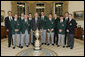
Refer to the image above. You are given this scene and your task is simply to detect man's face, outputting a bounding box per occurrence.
[21,13,24,17]
[35,13,38,18]
[29,14,32,18]
[54,14,57,18]
[65,13,69,17]
[14,14,18,19]
[8,12,12,16]
[49,14,52,18]
[69,15,72,18]
[41,12,44,16]
[60,17,63,20]
[25,15,28,19]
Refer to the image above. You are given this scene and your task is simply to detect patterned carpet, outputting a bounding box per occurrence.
[1,38,84,56]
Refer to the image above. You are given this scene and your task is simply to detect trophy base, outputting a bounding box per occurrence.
[34,47,41,50]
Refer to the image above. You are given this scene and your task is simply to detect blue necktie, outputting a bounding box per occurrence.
[35,18,37,24]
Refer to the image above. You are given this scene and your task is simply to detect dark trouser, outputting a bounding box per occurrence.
[54,33,58,45]
[33,34,36,46]
[54,29,57,44]
[65,32,67,45]
[54,32,56,43]
[56,33,58,45]
[67,34,74,48]
[8,31,12,47]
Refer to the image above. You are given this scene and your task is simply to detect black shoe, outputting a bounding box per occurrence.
[26,45,28,47]
[52,44,54,46]
[13,47,15,49]
[8,46,11,48]
[45,43,46,45]
[63,46,65,48]
[66,46,70,48]
[20,46,23,49]
[57,45,60,47]
[70,47,73,49]
[31,43,33,45]
[42,43,43,45]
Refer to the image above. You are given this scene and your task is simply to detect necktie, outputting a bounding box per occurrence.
[10,17,12,21]
[35,18,37,24]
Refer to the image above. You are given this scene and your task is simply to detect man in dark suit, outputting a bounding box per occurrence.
[31,12,41,45]
[64,12,69,45]
[53,14,60,45]
[5,11,14,47]
[66,14,77,49]
[19,13,25,48]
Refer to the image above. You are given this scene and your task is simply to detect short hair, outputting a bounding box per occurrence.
[8,11,12,14]
[41,11,44,13]
[29,13,32,15]
[54,13,58,15]
[64,12,69,15]
[49,13,52,15]
[69,14,72,16]
[14,13,18,15]
[60,15,63,17]
[21,12,25,15]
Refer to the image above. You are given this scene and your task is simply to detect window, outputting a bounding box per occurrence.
[17,2,25,16]
[36,3,45,16]
[54,2,63,16]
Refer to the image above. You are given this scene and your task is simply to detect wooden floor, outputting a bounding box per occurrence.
[1,38,84,56]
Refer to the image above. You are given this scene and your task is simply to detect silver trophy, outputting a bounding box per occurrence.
[34,28,41,50]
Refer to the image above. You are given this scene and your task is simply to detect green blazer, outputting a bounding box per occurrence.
[47,18,55,32]
[11,19,21,34]
[19,17,25,34]
[20,19,31,34]
[57,20,66,34]
[40,16,48,30]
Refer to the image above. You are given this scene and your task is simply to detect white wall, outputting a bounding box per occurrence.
[1,1,11,26]
[68,1,84,29]
[1,1,12,17]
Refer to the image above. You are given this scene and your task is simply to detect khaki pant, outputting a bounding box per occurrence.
[58,34,65,46]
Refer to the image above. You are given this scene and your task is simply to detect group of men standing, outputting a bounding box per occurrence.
[5,11,77,49]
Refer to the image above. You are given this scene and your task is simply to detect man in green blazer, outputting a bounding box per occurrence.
[19,13,25,48]
[24,15,31,47]
[11,14,21,49]
[29,13,33,45]
[57,15,66,48]
[47,14,55,45]
[40,12,48,45]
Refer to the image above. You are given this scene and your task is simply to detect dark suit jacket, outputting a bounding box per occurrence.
[67,19,77,34]
[5,16,14,31]
[54,17,60,34]
[64,17,69,33]
[31,18,41,31]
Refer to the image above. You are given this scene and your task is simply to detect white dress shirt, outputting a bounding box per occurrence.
[65,17,68,20]
[21,17,24,20]
[9,16,12,21]
[29,18,32,20]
